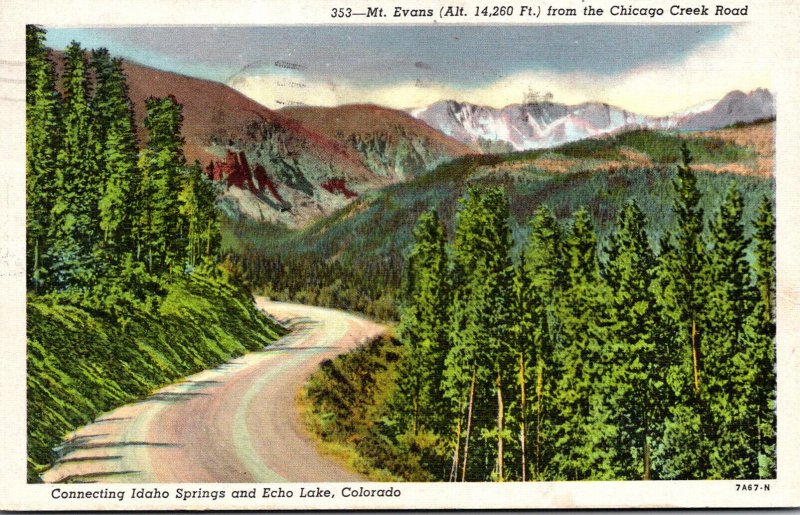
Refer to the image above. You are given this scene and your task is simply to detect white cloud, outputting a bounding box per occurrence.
[228,24,772,116]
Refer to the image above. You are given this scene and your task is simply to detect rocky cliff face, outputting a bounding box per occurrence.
[206,151,286,206]
[280,104,476,181]
[110,57,398,228]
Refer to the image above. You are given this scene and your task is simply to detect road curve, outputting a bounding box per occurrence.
[42,300,385,483]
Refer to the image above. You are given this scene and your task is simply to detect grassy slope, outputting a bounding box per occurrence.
[301,333,441,481]
[26,273,285,481]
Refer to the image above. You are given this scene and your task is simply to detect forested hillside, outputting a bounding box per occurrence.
[226,127,772,320]
[25,26,284,481]
[305,145,776,481]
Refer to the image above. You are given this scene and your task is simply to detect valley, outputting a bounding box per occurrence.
[225,123,775,321]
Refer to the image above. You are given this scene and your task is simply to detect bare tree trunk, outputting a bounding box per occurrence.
[413,396,419,435]
[449,413,462,482]
[461,367,476,482]
[519,353,527,481]
[535,362,543,480]
[496,368,504,482]
[33,240,39,290]
[691,317,700,393]
[643,392,651,480]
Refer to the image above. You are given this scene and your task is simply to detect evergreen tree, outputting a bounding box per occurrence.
[668,143,707,393]
[178,163,222,270]
[654,143,712,479]
[47,41,102,288]
[603,201,663,479]
[478,188,516,481]
[737,196,776,478]
[25,25,61,291]
[752,196,776,327]
[137,96,187,276]
[546,208,615,480]
[394,211,449,434]
[443,187,514,481]
[516,204,565,480]
[91,49,141,270]
[704,185,756,478]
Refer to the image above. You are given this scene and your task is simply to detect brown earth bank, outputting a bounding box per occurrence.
[690,121,775,178]
[280,104,478,157]
[41,301,384,483]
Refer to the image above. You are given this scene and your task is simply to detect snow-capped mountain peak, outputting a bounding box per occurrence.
[412,89,775,152]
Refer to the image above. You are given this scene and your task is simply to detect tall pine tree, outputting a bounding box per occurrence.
[137,96,187,276]
[178,163,222,271]
[603,201,664,479]
[48,41,102,288]
[395,210,450,437]
[704,185,756,478]
[25,25,61,291]
[654,143,712,479]
[547,209,615,480]
[91,49,141,269]
[737,196,776,478]
[443,186,514,481]
[516,204,565,480]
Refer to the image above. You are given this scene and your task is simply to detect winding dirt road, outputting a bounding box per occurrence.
[42,300,384,483]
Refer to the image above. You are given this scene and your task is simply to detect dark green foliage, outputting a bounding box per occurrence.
[654,143,713,479]
[546,209,615,480]
[741,197,776,478]
[48,41,102,288]
[179,164,222,271]
[518,205,564,480]
[227,249,399,321]
[27,31,225,291]
[394,211,450,438]
[138,96,187,275]
[26,25,61,291]
[704,185,756,478]
[91,49,141,271]
[614,130,755,164]
[443,187,517,481]
[753,196,776,326]
[513,129,754,164]
[27,274,285,482]
[223,154,771,321]
[603,201,663,479]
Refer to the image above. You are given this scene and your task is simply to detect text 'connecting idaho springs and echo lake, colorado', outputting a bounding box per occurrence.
[49,486,404,503]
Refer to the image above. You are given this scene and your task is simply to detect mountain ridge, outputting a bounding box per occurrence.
[50,50,473,228]
[412,88,774,152]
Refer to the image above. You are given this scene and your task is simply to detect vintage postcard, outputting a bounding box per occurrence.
[2,0,800,510]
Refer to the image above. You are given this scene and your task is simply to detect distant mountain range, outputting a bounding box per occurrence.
[411,89,775,151]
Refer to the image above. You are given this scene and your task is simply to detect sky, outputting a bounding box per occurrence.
[45,25,773,116]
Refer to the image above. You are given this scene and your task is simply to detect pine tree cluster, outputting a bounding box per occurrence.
[26,26,221,312]
[392,145,776,480]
